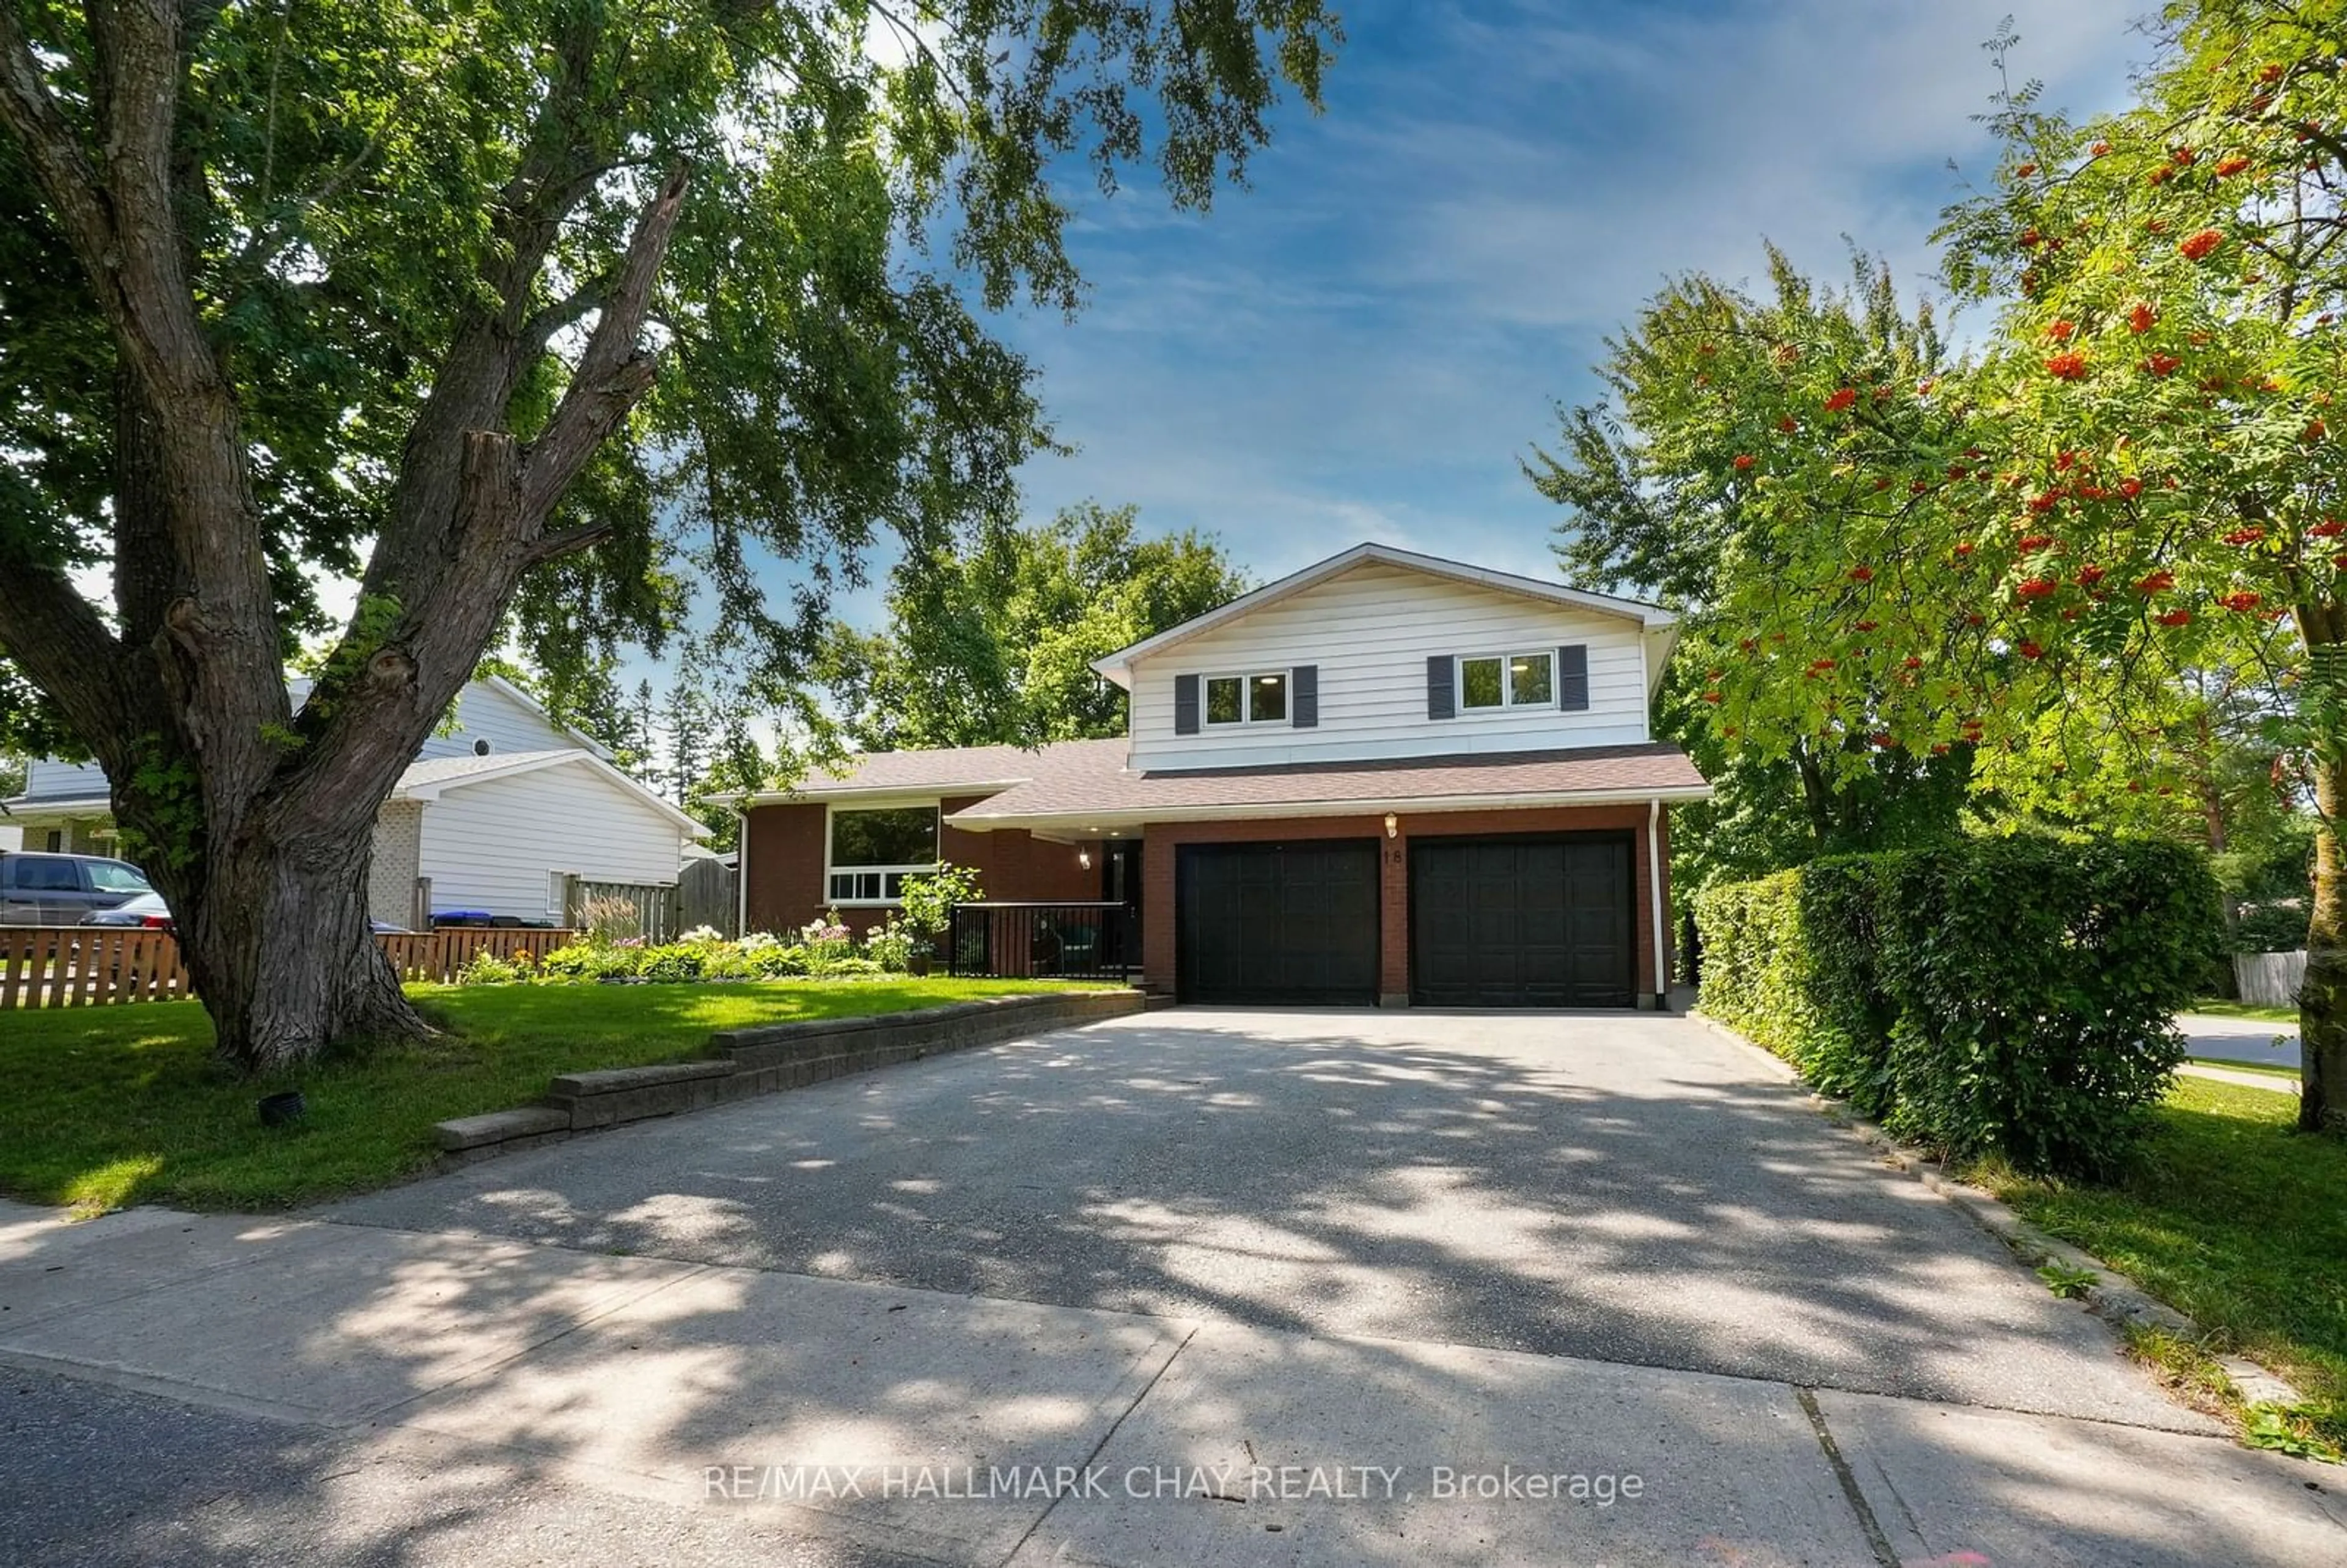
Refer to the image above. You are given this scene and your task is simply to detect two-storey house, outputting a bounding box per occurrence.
[731,544,1710,1008]
[4,676,707,929]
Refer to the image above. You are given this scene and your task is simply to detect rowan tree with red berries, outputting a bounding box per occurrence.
[1931,2,2346,1131]
[1545,2,2347,1130]
[1530,247,1979,895]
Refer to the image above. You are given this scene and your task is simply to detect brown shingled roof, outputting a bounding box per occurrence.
[766,738,1128,797]
[951,742,1708,826]
[749,736,1710,822]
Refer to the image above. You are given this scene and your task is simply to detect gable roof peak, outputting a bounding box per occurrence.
[1089,541,1675,686]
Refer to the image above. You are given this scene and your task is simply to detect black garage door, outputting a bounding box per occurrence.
[1411,835,1635,1008]
[1178,841,1379,1004]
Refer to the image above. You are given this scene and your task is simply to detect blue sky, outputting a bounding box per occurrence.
[961,0,2147,592]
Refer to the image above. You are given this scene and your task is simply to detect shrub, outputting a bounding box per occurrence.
[1692,862,1893,1113]
[899,862,983,952]
[2232,898,2308,955]
[456,949,530,986]
[749,942,810,978]
[636,943,707,984]
[692,943,763,980]
[536,942,641,981]
[1695,835,2222,1176]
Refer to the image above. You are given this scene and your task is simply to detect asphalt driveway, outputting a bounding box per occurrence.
[15,1008,2340,1567]
[331,1006,2188,1427]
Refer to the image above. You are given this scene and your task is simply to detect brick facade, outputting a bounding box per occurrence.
[743,793,1675,1006]
[1139,804,1672,1006]
[741,796,1100,937]
[19,817,114,855]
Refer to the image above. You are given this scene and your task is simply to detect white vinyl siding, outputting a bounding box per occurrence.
[15,683,581,801]
[19,758,108,801]
[414,682,580,760]
[416,760,685,921]
[1128,560,1650,769]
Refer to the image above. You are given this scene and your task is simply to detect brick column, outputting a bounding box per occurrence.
[1378,829,1409,1006]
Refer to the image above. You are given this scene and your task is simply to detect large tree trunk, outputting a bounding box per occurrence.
[173,823,425,1073]
[0,13,688,1074]
[113,724,432,1072]
[2303,757,2346,1134]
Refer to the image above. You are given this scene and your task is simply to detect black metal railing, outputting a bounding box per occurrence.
[947,901,1137,980]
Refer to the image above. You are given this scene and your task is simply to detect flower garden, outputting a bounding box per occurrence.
[456,914,916,986]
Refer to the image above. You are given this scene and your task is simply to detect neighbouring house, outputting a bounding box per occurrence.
[726,543,1711,1008]
[2,676,707,928]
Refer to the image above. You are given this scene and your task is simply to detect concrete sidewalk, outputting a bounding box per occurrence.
[2,1198,2338,1568]
[2180,1060,2302,1094]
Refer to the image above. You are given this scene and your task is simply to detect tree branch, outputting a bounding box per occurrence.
[520,519,618,569]
[519,273,611,360]
[0,7,119,291]
[519,162,691,524]
[0,543,131,757]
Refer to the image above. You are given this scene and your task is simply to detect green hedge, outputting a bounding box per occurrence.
[1695,837,2222,1176]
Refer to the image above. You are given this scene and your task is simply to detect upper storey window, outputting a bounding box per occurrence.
[1460,651,1554,711]
[1427,647,1587,719]
[1205,671,1289,725]
[1179,668,1312,733]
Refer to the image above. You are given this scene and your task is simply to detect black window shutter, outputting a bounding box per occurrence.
[1557,645,1590,711]
[1292,665,1318,728]
[1427,655,1455,720]
[1174,674,1201,735]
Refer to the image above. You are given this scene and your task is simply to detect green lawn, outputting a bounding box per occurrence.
[0,978,1117,1213]
[2187,999,2302,1025]
[1977,1077,2347,1449]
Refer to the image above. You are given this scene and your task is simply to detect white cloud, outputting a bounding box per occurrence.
[985,0,2149,592]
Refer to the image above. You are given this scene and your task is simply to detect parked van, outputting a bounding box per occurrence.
[0,852,154,926]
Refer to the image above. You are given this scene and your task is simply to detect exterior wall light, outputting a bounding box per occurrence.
[1384,813,1398,838]
[1078,847,1092,870]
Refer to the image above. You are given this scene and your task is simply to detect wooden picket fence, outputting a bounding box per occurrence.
[0,926,189,1009]
[378,927,579,985]
[0,925,578,1009]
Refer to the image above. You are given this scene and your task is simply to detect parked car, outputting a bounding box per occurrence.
[0,851,154,926]
[75,890,410,937]
[81,891,174,931]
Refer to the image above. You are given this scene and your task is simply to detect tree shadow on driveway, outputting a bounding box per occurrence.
[7,1005,2333,1568]
[325,1007,2194,1429]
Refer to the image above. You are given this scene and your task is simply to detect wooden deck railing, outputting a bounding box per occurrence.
[0,925,578,1008]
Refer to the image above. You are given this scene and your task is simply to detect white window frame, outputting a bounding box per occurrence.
[1456,650,1557,713]
[823,801,942,907]
[1201,668,1292,727]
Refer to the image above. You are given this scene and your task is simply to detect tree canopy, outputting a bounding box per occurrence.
[0,0,1339,1068]
[1536,1,2345,1128]
[824,502,1252,750]
[1531,247,1978,891]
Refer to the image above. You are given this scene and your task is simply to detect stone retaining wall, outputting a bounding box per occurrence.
[435,988,1144,1166]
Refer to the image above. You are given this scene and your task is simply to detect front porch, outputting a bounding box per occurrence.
[945,899,1141,982]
